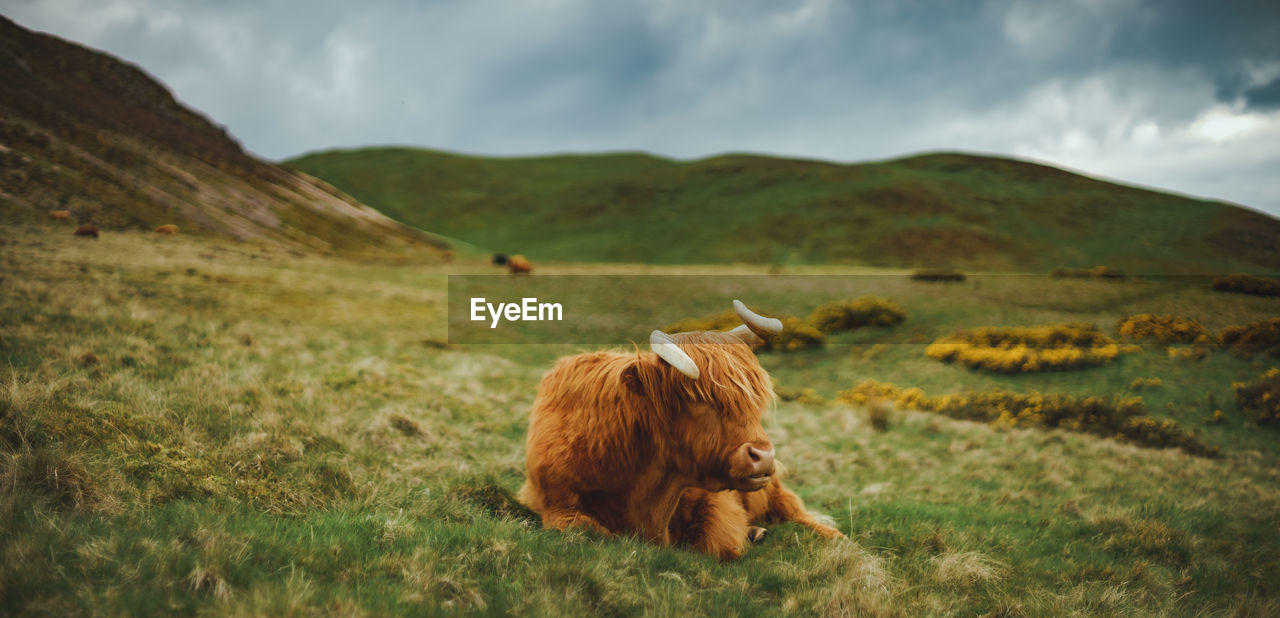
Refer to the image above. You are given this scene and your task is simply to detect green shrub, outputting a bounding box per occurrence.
[1212,273,1280,297]
[807,297,906,334]
[910,269,966,282]
[661,310,741,334]
[1220,318,1280,358]
[1050,266,1126,279]
[773,382,826,405]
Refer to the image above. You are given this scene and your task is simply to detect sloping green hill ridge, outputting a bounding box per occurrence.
[0,16,444,255]
[286,147,1280,273]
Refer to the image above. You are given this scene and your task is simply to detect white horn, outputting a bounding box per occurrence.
[733,299,782,338]
[650,330,700,380]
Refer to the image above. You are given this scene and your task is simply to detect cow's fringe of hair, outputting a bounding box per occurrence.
[536,332,774,421]
[642,331,776,418]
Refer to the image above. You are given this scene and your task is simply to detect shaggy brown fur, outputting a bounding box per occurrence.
[670,467,844,560]
[507,254,533,274]
[73,225,98,238]
[50,210,72,222]
[154,224,179,234]
[520,329,842,560]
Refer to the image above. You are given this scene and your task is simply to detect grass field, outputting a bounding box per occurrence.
[285,147,1280,275]
[3,223,1279,615]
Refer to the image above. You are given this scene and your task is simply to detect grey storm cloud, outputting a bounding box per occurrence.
[5,0,1280,216]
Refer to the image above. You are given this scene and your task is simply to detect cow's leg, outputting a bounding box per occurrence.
[671,489,750,561]
[521,482,612,536]
[759,479,844,539]
[541,507,611,535]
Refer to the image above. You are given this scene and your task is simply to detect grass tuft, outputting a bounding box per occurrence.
[454,483,540,524]
[931,550,1006,586]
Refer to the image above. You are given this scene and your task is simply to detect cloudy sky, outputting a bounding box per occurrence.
[7,0,1280,216]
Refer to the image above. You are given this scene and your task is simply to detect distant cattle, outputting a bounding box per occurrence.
[49,210,72,222]
[507,254,533,275]
[520,300,843,560]
[154,224,179,235]
[492,253,509,266]
[73,225,99,239]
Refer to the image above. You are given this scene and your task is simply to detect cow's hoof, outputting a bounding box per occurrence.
[814,524,845,540]
[747,526,768,543]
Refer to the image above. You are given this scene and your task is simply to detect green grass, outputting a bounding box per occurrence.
[286,147,1280,274]
[3,224,1280,615]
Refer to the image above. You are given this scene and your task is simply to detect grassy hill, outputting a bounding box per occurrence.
[287,147,1280,273]
[0,16,447,255]
[4,223,1280,614]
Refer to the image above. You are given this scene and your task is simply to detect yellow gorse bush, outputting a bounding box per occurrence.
[1117,314,1212,344]
[1233,368,1280,425]
[664,296,908,353]
[661,309,825,352]
[1166,346,1208,361]
[838,381,1219,457]
[769,316,826,352]
[925,323,1130,373]
[1129,377,1163,391]
[773,382,826,405]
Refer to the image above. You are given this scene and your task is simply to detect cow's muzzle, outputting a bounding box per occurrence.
[731,443,775,491]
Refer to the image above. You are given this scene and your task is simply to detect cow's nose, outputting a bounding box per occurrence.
[748,445,775,475]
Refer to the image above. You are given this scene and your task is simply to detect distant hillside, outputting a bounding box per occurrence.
[0,16,446,254]
[287,146,1280,273]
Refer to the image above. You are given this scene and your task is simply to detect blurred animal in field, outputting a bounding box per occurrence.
[520,300,843,560]
[154,224,179,234]
[73,225,99,238]
[50,210,72,222]
[492,253,508,266]
[506,254,533,275]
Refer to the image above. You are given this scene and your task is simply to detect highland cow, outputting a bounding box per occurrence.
[50,210,72,222]
[154,224,179,234]
[73,225,98,238]
[520,300,843,560]
[507,254,533,275]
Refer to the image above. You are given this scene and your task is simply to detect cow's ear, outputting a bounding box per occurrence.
[622,363,645,394]
[727,325,767,350]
